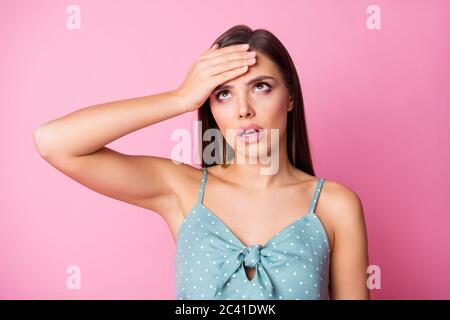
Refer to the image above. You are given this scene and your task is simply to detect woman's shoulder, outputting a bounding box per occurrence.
[289,166,361,208]
[289,168,364,247]
[319,177,363,216]
[292,170,363,215]
[316,176,366,249]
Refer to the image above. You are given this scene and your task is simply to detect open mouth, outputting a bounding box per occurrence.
[237,128,265,144]
[239,128,260,136]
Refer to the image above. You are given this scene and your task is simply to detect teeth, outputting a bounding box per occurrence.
[243,129,257,135]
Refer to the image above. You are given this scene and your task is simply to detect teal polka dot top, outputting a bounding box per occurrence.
[174,167,330,300]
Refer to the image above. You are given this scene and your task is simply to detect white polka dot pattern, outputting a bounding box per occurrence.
[173,167,330,300]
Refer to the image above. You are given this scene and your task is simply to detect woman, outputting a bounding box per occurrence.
[34,25,370,300]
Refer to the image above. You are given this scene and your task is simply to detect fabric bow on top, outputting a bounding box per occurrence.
[213,243,275,298]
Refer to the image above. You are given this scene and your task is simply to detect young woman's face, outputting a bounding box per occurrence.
[209,50,293,160]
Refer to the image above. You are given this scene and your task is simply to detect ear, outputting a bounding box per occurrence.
[288,95,294,112]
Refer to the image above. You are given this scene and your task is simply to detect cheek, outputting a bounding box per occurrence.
[262,98,289,128]
[210,105,236,142]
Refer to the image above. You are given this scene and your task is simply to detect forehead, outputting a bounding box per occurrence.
[216,51,282,89]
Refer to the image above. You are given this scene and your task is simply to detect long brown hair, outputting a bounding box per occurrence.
[197,24,315,176]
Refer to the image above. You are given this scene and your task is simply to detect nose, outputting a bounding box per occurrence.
[239,110,253,119]
[237,96,254,119]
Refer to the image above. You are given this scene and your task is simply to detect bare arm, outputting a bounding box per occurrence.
[34,91,187,158]
[33,91,193,216]
[326,183,371,300]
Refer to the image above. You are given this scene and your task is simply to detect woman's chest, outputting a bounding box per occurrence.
[198,184,317,248]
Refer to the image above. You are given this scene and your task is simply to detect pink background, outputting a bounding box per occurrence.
[1,0,449,299]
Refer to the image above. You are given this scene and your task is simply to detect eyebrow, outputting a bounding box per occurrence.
[213,75,277,93]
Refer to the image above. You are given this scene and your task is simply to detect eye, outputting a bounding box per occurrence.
[214,82,272,101]
[255,82,271,92]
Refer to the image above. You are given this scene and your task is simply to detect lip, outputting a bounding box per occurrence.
[237,127,266,144]
[237,124,262,137]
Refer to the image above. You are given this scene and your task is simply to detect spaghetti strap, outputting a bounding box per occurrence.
[308,178,325,213]
[197,167,208,204]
